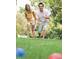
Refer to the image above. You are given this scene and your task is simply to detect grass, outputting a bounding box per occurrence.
[16,37,62,59]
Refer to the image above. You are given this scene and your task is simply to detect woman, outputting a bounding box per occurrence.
[25,4,36,37]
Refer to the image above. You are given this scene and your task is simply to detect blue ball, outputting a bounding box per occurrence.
[16,48,25,57]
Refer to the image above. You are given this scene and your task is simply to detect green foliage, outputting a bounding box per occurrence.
[47,27,62,39]
[16,11,27,36]
[19,7,25,13]
[44,0,62,39]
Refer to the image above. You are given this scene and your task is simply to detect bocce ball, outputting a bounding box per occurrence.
[16,48,25,57]
[49,53,62,59]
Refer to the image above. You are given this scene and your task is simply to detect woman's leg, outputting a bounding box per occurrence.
[27,22,31,36]
[31,25,35,38]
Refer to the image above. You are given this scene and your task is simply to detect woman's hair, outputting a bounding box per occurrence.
[25,4,31,11]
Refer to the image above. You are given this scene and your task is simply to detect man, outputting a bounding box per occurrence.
[36,2,51,38]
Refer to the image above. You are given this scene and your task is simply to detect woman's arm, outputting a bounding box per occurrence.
[32,11,36,20]
[32,11,37,24]
[25,12,27,19]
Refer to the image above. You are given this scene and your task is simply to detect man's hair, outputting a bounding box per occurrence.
[38,2,44,7]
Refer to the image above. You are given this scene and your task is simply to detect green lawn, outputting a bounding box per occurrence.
[16,37,62,59]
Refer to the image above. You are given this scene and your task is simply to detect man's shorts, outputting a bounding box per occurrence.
[38,21,48,33]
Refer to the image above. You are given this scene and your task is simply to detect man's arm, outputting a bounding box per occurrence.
[44,9,51,20]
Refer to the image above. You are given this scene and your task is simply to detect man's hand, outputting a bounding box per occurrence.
[44,16,49,19]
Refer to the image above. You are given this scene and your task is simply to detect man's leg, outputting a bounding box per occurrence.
[41,30,46,39]
[42,22,48,39]
[38,23,43,37]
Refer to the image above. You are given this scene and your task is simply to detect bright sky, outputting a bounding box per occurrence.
[17,0,31,11]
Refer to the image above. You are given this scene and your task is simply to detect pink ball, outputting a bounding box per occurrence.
[49,53,62,59]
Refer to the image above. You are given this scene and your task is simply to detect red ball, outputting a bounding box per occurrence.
[49,53,62,59]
